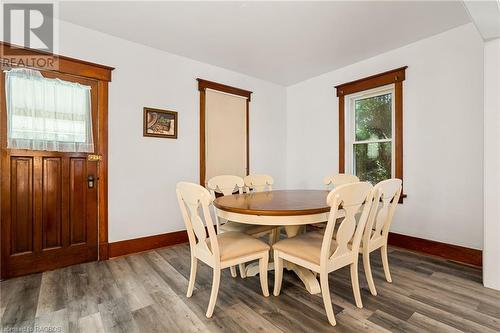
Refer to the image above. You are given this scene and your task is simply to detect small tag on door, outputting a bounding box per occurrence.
[87,154,102,161]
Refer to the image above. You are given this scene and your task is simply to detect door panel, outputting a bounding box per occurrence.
[70,157,88,245]
[10,157,34,254]
[1,70,100,278]
[41,157,63,249]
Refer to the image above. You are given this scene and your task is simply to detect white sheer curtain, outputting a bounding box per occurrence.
[5,68,94,152]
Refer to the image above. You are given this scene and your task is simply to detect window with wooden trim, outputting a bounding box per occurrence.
[197,78,252,186]
[336,66,406,201]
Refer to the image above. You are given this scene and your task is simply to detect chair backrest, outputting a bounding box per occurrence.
[244,174,274,192]
[321,182,374,265]
[207,175,245,197]
[323,173,360,190]
[363,179,402,245]
[176,182,219,258]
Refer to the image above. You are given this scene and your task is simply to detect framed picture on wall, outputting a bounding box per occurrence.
[143,107,178,139]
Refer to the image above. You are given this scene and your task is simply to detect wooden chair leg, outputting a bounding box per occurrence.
[206,268,221,318]
[362,251,377,296]
[350,261,363,308]
[259,252,270,297]
[239,263,247,278]
[273,251,284,296]
[320,272,336,326]
[381,245,392,283]
[230,266,237,278]
[187,255,197,297]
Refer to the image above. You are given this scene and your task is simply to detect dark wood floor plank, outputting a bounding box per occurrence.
[132,304,171,333]
[367,310,423,333]
[77,312,106,333]
[407,312,464,333]
[36,268,67,317]
[98,297,140,333]
[145,251,243,333]
[106,257,154,312]
[223,302,284,333]
[2,244,500,333]
[64,264,100,332]
[1,273,42,327]
[373,286,498,333]
[409,292,500,331]
[85,260,123,305]
[151,290,210,333]
[335,310,392,333]
[34,308,69,333]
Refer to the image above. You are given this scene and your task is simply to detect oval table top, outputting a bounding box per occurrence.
[213,189,330,216]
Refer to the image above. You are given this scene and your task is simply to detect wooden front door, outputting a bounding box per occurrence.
[1,70,100,278]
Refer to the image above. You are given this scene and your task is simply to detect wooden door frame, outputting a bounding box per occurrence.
[197,78,252,186]
[0,42,114,278]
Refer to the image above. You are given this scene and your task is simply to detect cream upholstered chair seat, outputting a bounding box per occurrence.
[206,231,270,261]
[273,182,374,327]
[177,182,270,318]
[207,175,275,237]
[207,175,276,278]
[272,232,337,265]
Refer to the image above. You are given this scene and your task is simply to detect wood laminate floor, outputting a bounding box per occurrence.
[1,244,499,333]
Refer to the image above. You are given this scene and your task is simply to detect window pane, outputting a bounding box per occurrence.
[5,68,93,152]
[355,93,392,141]
[354,141,391,185]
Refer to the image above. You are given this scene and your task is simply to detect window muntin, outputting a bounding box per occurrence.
[5,68,93,152]
[346,85,395,185]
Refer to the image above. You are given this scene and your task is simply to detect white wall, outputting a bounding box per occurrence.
[58,21,287,242]
[483,38,500,290]
[286,24,484,249]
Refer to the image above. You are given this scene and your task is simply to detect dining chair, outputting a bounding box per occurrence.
[244,173,279,239]
[323,173,360,190]
[273,182,374,326]
[176,182,270,318]
[313,173,360,231]
[244,174,274,192]
[361,178,402,296]
[207,175,276,278]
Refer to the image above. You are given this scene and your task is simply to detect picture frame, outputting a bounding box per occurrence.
[143,107,178,139]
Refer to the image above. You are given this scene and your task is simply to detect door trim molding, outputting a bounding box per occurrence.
[0,43,113,278]
[0,41,114,81]
[197,78,252,186]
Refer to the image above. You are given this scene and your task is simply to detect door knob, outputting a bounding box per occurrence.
[87,175,95,188]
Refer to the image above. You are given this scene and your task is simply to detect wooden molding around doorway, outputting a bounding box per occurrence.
[197,78,252,186]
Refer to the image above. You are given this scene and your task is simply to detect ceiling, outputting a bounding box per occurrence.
[59,1,471,86]
[464,0,500,40]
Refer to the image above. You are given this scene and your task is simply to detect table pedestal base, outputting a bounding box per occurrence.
[242,225,321,295]
[244,261,320,294]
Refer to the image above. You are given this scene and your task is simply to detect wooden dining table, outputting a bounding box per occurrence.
[213,189,338,295]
